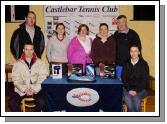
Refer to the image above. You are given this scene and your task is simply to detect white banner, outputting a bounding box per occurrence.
[44,5,119,45]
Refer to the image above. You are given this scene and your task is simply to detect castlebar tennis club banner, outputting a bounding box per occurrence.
[44,5,119,45]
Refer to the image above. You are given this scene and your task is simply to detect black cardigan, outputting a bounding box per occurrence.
[122,58,149,92]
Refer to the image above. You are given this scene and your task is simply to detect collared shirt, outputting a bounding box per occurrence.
[26,57,32,64]
[26,25,35,42]
[131,58,139,66]
[118,28,129,34]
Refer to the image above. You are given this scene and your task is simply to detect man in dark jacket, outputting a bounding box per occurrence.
[114,15,141,79]
[10,11,45,59]
[122,44,149,112]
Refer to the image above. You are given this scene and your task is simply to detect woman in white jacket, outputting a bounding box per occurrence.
[9,43,49,112]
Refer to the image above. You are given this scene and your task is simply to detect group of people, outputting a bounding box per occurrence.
[9,11,149,112]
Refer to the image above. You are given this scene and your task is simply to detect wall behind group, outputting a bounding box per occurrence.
[5,5,155,77]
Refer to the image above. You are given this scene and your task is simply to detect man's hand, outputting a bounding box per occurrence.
[25,86,34,96]
[129,90,137,96]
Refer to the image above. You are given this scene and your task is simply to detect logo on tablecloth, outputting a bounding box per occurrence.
[66,88,99,107]
[72,92,91,102]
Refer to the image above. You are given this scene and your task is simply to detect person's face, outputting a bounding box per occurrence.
[117,18,128,32]
[25,13,36,27]
[79,27,88,37]
[99,25,108,37]
[130,47,140,59]
[56,25,65,35]
[23,45,34,58]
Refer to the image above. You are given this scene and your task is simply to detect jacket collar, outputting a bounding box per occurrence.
[118,28,129,34]
[21,52,37,63]
[96,33,112,43]
[96,33,112,39]
[19,22,41,30]
[131,58,139,66]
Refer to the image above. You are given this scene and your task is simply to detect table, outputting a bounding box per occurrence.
[42,76,123,112]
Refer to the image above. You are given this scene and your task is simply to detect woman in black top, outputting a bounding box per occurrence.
[122,44,149,112]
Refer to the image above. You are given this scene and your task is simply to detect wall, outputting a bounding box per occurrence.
[5,5,155,77]
[120,6,155,77]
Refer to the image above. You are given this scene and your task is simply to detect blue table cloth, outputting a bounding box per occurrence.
[42,76,123,112]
